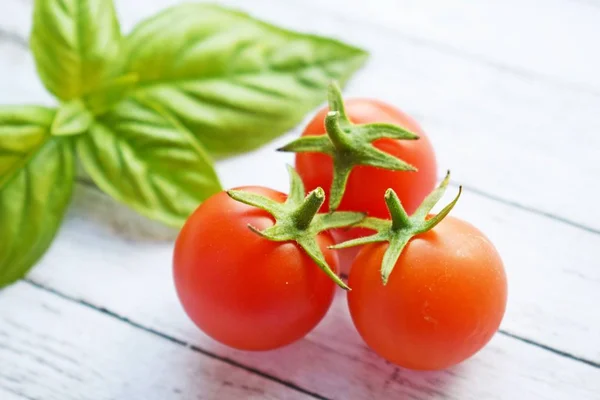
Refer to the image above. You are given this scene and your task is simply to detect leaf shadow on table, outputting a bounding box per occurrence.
[194,289,461,400]
[69,181,179,242]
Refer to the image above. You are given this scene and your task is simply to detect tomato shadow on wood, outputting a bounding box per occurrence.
[196,288,460,399]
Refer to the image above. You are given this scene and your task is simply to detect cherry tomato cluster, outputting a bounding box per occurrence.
[173,83,507,371]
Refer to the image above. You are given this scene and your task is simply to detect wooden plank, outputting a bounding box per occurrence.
[0,388,26,400]
[22,275,600,400]
[221,0,600,231]
[279,0,600,92]
[9,182,596,399]
[9,280,599,400]
[0,40,53,107]
[1,1,598,398]
[0,283,313,400]
[1,0,599,231]
[6,0,600,90]
[0,0,598,357]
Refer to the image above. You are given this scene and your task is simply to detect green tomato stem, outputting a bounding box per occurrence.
[279,80,420,211]
[327,81,350,124]
[330,171,462,285]
[384,189,411,231]
[292,188,325,230]
[325,111,353,151]
[227,166,365,290]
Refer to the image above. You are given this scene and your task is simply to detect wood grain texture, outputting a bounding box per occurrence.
[0,41,53,106]
[5,182,594,399]
[0,0,599,398]
[0,388,27,400]
[281,0,600,92]
[223,0,600,232]
[8,279,599,400]
[1,0,599,231]
[0,283,312,400]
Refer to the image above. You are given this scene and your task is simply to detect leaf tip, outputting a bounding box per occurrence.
[226,189,247,204]
[247,223,266,238]
[439,170,452,188]
[408,131,420,140]
[381,274,390,286]
[455,185,463,200]
[336,278,351,291]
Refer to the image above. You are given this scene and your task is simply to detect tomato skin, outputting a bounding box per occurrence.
[347,216,507,370]
[173,187,338,351]
[296,99,437,222]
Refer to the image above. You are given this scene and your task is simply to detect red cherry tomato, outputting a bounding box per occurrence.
[348,216,507,370]
[296,99,438,225]
[173,187,337,351]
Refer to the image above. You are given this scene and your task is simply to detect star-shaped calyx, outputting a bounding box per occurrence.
[331,172,462,285]
[227,166,365,290]
[278,81,420,211]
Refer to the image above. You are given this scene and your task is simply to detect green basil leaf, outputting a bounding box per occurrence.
[77,96,222,227]
[83,73,140,115]
[123,4,368,157]
[51,99,93,136]
[0,106,74,288]
[30,0,121,100]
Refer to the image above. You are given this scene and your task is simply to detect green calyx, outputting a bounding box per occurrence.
[278,81,419,211]
[227,166,365,290]
[331,172,462,285]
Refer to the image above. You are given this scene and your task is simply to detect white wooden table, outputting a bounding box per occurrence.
[1,0,600,399]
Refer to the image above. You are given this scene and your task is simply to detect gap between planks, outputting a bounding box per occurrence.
[24,277,600,376]
[73,175,600,238]
[0,1,598,397]
[10,276,600,399]
[6,0,600,99]
[0,282,319,400]
[1,4,599,235]
[272,0,600,98]
[497,330,600,370]
[0,27,27,47]
[13,275,600,400]
[336,272,600,370]
[451,182,600,236]
[5,174,600,397]
[0,6,599,367]
[22,279,330,400]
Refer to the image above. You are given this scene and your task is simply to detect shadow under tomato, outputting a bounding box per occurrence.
[335,244,363,277]
[195,288,458,399]
[199,357,277,400]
